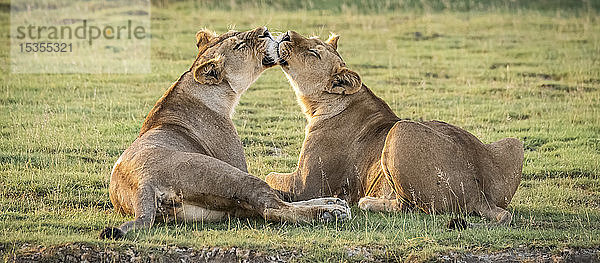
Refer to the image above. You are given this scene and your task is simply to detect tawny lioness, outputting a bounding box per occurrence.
[266,31,523,224]
[101,27,350,239]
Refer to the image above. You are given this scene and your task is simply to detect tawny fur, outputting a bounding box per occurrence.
[266,31,523,224]
[102,28,350,239]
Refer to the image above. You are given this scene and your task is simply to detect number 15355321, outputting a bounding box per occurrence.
[19,42,72,53]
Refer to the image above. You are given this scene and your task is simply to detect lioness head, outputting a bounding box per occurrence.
[193,26,277,92]
[277,31,362,99]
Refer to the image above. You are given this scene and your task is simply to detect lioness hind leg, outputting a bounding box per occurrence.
[358,196,407,212]
[264,203,351,223]
[291,197,349,208]
[167,152,350,224]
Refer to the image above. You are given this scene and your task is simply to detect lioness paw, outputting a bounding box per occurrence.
[318,204,351,222]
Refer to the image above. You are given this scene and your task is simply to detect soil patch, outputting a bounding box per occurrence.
[6,243,300,263]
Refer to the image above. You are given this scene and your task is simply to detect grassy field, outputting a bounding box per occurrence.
[1,0,600,261]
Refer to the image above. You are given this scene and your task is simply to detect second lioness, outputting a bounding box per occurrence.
[266,31,523,224]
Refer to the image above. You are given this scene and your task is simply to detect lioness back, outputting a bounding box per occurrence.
[381,120,522,213]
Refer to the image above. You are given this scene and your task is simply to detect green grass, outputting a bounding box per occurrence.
[1,0,600,261]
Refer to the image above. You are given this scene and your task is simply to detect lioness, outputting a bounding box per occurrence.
[266,31,523,224]
[100,27,350,239]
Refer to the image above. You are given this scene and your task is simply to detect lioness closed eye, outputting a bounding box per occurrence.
[266,31,523,225]
[100,27,350,239]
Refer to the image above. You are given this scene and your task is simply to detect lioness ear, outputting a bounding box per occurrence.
[193,56,224,85]
[326,68,362,95]
[326,33,340,50]
[196,29,217,48]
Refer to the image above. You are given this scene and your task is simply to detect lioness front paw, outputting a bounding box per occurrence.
[318,204,352,222]
[358,196,377,210]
